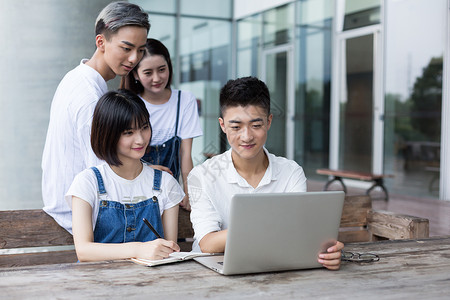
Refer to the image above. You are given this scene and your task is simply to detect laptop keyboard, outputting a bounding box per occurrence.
[217,262,224,265]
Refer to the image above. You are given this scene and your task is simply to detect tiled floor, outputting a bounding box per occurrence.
[308,180,450,237]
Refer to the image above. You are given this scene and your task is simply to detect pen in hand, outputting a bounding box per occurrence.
[143,218,162,239]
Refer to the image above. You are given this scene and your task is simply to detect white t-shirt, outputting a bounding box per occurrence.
[42,59,107,233]
[140,89,203,145]
[66,163,184,231]
[188,148,307,252]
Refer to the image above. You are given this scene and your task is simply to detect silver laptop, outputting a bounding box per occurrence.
[194,191,345,275]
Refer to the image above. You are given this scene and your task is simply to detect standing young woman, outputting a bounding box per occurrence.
[121,39,202,211]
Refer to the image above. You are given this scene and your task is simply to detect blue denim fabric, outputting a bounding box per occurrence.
[90,167,164,243]
[142,135,181,180]
[142,90,182,180]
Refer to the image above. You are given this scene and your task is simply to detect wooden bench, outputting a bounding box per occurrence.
[338,195,429,243]
[0,209,194,268]
[0,197,428,267]
[316,168,394,200]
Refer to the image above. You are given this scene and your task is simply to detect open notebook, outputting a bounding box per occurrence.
[131,252,215,267]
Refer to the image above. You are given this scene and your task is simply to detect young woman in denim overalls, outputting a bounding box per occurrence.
[67,90,184,262]
[121,39,203,211]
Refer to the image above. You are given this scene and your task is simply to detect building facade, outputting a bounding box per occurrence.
[0,0,448,210]
[137,0,449,200]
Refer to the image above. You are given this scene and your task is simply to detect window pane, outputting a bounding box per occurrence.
[295,0,333,178]
[179,17,231,159]
[180,0,231,18]
[146,14,176,84]
[384,0,445,199]
[344,0,380,30]
[237,15,262,77]
[147,14,175,54]
[263,3,295,47]
[179,18,230,83]
[264,51,288,156]
[339,34,374,171]
[132,0,176,14]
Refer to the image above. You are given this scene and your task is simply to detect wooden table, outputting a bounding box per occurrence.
[2,236,450,299]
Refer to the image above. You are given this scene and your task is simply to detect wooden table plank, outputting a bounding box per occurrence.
[1,237,450,299]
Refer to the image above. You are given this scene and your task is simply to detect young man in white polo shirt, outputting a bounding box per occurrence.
[188,76,344,270]
[42,2,150,233]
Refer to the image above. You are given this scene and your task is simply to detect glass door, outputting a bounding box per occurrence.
[331,26,383,174]
[261,45,295,159]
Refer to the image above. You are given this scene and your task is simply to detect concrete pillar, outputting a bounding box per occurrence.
[0,0,115,209]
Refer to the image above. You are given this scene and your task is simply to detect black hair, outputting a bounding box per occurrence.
[91,89,151,166]
[219,76,271,117]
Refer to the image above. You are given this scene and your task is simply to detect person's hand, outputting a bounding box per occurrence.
[318,241,344,270]
[150,164,173,176]
[179,195,191,211]
[136,239,180,260]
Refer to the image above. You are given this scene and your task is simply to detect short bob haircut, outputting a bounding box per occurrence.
[95,1,150,40]
[219,76,271,117]
[91,89,151,166]
[120,38,173,94]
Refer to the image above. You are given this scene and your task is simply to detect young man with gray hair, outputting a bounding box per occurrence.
[42,2,150,233]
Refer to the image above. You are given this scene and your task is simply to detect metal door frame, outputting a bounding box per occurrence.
[330,24,384,175]
[261,44,295,159]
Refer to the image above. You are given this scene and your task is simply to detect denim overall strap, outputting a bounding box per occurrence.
[174,90,181,137]
[90,167,106,196]
[92,167,165,243]
[153,169,162,191]
[142,90,182,179]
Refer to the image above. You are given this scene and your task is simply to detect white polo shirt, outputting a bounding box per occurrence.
[42,59,107,233]
[188,148,307,252]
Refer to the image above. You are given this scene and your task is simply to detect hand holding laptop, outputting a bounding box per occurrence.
[318,241,345,270]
